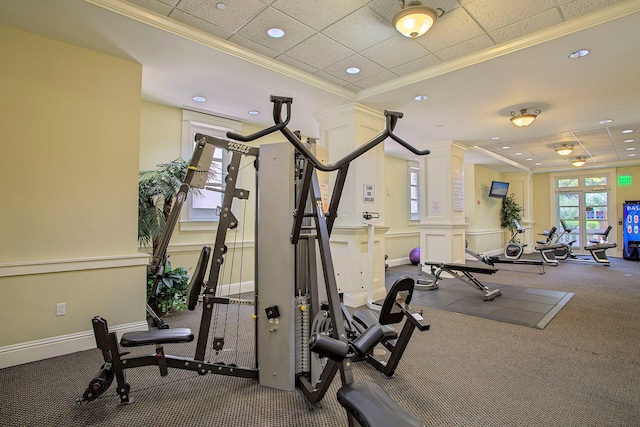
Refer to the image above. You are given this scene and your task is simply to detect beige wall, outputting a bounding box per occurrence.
[0,25,145,364]
[464,165,505,254]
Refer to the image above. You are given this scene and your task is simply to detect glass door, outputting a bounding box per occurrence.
[584,191,609,243]
[557,192,581,247]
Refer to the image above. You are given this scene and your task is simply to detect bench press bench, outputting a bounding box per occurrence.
[417,261,501,301]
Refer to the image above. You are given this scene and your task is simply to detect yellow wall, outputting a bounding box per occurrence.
[0,26,145,360]
[464,165,505,253]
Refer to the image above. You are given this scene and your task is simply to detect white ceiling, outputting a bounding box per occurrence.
[1,0,640,172]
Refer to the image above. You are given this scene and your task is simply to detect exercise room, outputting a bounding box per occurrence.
[1,1,640,426]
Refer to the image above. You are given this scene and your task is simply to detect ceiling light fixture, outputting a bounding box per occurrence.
[554,144,574,156]
[571,157,586,167]
[568,49,590,59]
[393,1,442,39]
[248,110,260,116]
[267,28,284,38]
[192,96,206,103]
[599,119,613,125]
[414,95,428,101]
[510,108,540,127]
[346,67,360,74]
[622,129,634,134]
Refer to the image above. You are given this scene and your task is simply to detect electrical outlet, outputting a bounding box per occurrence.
[56,303,66,316]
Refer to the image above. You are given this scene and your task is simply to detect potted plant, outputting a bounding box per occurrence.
[500,192,523,234]
[138,158,191,316]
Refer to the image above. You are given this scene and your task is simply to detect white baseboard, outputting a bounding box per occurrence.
[387,257,411,268]
[0,320,148,369]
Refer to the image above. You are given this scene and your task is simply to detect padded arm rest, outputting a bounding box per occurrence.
[425,260,497,275]
[584,242,617,250]
[120,328,194,347]
[337,382,424,427]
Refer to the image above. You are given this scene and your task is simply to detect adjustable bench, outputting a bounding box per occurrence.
[418,261,501,301]
[351,276,429,377]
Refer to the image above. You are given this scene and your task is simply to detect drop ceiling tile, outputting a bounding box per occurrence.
[360,35,430,69]
[313,70,351,88]
[271,0,363,31]
[322,6,397,52]
[490,8,563,44]
[322,54,385,83]
[434,34,494,62]
[354,69,399,89]
[417,7,485,53]
[463,0,558,31]
[560,0,626,20]
[176,0,267,33]
[236,7,316,53]
[229,34,281,58]
[391,54,442,76]
[126,0,175,15]
[284,33,354,70]
[276,54,320,74]
[170,9,234,40]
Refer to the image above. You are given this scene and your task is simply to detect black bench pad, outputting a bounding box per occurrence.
[353,309,398,340]
[584,242,617,250]
[425,260,497,275]
[120,328,194,347]
[337,382,424,427]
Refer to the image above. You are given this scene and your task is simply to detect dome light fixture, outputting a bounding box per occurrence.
[393,1,441,39]
[554,144,574,156]
[510,108,540,127]
[571,157,586,167]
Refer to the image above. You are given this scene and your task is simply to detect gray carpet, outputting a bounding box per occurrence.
[387,263,574,329]
[1,257,639,426]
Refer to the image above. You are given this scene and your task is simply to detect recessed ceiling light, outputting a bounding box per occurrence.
[267,28,284,38]
[515,152,522,156]
[628,153,637,157]
[526,158,533,161]
[192,96,206,102]
[568,49,590,59]
[414,95,428,101]
[535,162,542,166]
[216,2,227,10]
[490,136,500,140]
[599,119,613,125]
[622,129,634,134]
[626,147,636,151]
[346,67,360,74]
[624,139,635,143]
[248,110,260,116]
[502,146,510,149]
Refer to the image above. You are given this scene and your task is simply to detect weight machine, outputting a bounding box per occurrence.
[79,96,430,426]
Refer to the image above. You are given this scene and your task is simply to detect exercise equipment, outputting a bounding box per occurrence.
[583,226,617,265]
[350,276,429,377]
[465,240,545,275]
[416,261,501,301]
[504,219,528,260]
[409,247,420,265]
[536,220,576,260]
[79,95,429,425]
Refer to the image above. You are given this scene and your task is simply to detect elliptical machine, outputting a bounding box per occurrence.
[504,219,528,260]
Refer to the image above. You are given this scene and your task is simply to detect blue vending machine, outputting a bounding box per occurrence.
[623,201,640,260]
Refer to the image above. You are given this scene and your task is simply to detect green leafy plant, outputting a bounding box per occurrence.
[138,158,188,249]
[500,192,523,233]
[146,261,190,316]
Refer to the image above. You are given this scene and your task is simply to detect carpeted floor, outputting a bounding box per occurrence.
[1,256,639,426]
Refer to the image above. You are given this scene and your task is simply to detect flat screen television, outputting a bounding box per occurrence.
[489,181,509,198]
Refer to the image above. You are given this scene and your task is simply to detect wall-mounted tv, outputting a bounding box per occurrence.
[489,181,509,198]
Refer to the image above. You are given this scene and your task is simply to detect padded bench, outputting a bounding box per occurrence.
[120,328,194,347]
[337,381,425,427]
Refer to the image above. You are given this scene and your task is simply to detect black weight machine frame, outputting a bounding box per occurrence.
[80,95,429,426]
[416,260,502,301]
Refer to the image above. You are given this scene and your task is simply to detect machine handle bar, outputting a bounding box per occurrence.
[226,95,430,172]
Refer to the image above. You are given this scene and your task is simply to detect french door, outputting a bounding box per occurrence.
[554,172,614,254]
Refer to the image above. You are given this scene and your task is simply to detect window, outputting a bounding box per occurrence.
[584,176,607,186]
[180,110,242,230]
[409,162,420,221]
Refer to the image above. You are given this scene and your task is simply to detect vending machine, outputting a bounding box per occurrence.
[622,201,640,260]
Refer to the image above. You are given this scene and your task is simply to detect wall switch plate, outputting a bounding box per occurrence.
[56,303,66,316]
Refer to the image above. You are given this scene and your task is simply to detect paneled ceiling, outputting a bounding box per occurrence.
[1,0,639,172]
